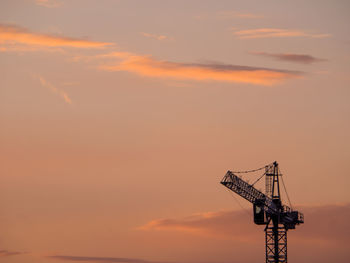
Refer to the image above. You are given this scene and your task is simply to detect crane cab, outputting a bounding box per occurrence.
[253,199,267,225]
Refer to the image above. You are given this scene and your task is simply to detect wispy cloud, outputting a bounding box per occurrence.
[98,52,302,86]
[141,32,169,41]
[48,255,166,263]
[0,25,303,86]
[35,0,62,8]
[37,76,72,104]
[234,28,331,39]
[139,210,257,240]
[0,24,112,51]
[217,11,263,19]
[139,204,350,244]
[195,11,263,20]
[0,250,25,257]
[251,51,327,64]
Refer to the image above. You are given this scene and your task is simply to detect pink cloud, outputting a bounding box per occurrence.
[98,52,302,86]
[0,24,112,51]
[234,28,331,39]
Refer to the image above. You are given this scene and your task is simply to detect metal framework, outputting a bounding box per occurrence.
[265,223,287,263]
[220,162,303,263]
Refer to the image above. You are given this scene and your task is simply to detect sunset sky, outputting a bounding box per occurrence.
[1,1,350,263]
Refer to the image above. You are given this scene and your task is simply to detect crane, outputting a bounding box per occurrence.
[220,161,304,263]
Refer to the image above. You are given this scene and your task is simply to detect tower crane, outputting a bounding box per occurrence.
[220,161,304,263]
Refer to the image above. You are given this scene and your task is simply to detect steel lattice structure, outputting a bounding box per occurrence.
[220,162,304,263]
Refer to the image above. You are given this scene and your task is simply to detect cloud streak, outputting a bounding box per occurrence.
[141,32,169,41]
[217,11,263,19]
[38,76,72,104]
[139,209,258,240]
[234,28,331,39]
[0,25,302,86]
[0,250,25,257]
[251,51,326,64]
[195,11,263,20]
[98,52,302,85]
[35,0,62,8]
[140,204,350,244]
[0,24,112,51]
[48,255,166,263]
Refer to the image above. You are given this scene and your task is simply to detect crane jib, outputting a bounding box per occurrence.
[221,171,294,215]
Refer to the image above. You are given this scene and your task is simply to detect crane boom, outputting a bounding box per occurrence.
[221,171,266,204]
[221,166,303,226]
[221,171,277,214]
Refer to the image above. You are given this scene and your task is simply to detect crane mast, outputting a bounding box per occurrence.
[220,162,303,263]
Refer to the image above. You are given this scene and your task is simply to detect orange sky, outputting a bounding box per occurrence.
[1,1,350,263]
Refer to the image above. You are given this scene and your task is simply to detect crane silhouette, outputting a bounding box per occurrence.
[220,161,304,263]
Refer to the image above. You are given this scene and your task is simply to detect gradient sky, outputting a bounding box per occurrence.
[1,1,350,263]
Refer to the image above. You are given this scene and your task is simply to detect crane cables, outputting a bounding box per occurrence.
[251,171,267,187]
[279,167,293,209]
[230,163,273,186]
[225,187,251,216]
[230,165,267,174]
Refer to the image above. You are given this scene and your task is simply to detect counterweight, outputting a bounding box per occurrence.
[220,162,303,263]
